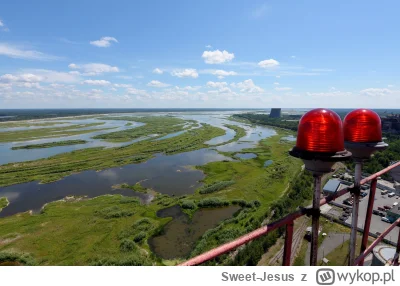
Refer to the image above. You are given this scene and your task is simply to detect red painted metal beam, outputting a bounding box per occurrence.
[393,228,400,266]
[179,161,400,266]
[361,161,400,183]
[353,218,400,266]
[282,222,294,266]
[179,209,304,266]
[358,178,377,266]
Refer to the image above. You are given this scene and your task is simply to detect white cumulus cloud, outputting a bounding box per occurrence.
[171,69,198,78]
[68,63,119,75]
[82,80,111,86]
[114,83,132,88]
[0,43,60,60]
[0,70,80,84]
[147,80,170,88]
[212,70,237,79]
[152,68,163,74]
[206,81,227,89]
[202,49,234,64]
[258,59,280,68]
[275,87,292,91]
[360,88,393,97]
[0,19,9,32]
[231,79,263,93]
[90,37,118,48]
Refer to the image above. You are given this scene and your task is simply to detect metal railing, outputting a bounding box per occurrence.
[179,161,400,266]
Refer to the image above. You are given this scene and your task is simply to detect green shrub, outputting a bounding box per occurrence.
[0,252,35,266]
[231,199,247,207]
[198,181,235,194]
[119,239,137,252]
[95,206,134,219]
[197,197,229,208]
[181,200,196,209]
[118,229,135,240]
[133,232,146,243]
[120,197,140,204]
[133,218,154,231]
[90,254,151,266]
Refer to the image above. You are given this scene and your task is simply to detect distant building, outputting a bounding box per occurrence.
[323,179,341,195]
[269,108,281,118]
[382,114,400,134]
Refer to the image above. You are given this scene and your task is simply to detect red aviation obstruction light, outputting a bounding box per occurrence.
[296,108,344,153]
[290,108,351,174]
[289,108,351,266]
[343,109,387,160]
[344,109,382,143]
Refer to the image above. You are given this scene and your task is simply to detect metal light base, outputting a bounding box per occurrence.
[289,147,352,175]
[345,141,388,160]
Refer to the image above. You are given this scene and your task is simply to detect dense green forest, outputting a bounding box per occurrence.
[350,134,400,179]
[233,114,298,131]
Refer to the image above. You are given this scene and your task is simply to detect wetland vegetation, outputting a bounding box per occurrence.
[0,122,110,143]
[93,116,192,142]
[0,112,313,266]
[0,123,225,186]
[0,121,69,128]
[233,114,299,131]
[11,140,88,150]
[0,197,8,212]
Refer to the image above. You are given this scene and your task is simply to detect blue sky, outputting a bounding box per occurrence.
[0,0,399,108]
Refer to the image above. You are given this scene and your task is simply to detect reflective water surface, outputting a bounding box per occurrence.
[0,111,276,217]
[148,205,240,259]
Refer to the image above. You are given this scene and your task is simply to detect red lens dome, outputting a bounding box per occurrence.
[296,108,345,153]
[343,109,382,143]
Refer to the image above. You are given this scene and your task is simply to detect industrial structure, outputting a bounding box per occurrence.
[382,114,400,133]
[323,179,341,195]
[372,245,397,266]
[269,108,281,118]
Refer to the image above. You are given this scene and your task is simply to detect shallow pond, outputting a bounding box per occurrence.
[0,149,232,217]
[235,153,257,159]
[148,205,240,259]
[264,160,273,167]
[281,135,296,142]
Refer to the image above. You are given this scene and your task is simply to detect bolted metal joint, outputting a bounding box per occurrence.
[301,206,321,217]
[349,185,361,195]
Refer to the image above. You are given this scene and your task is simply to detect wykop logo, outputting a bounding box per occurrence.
[316,269,335,285]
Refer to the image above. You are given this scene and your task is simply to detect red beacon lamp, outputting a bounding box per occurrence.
[343,108,387,160]
[289,108,352,174]
[289,108,352,266]
[343,109,387,266]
